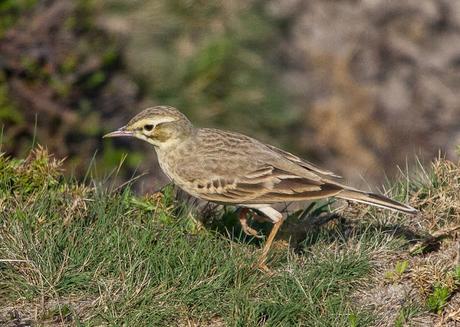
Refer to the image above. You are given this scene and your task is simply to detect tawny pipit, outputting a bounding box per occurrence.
[104,106,417,267]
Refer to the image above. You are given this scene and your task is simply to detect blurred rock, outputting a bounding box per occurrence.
[1,0,460,189]
[269,0,460,185]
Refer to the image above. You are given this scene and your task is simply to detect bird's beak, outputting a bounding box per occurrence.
[103,126,134,138]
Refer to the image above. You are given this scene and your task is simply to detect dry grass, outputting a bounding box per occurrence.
[350,157,460,326]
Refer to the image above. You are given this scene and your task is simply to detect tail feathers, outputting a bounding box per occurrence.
[336,190,417,215]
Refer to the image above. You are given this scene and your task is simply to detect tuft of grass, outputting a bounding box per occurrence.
[385,260,409,282]
[394,302,423,327]
[426,284,451,314]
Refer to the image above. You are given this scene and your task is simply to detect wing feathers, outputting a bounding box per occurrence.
[265,144,342,178]
[193,165,341,204]
[190,164,415,215]
[275,178,323,193]
[337,190,417,214]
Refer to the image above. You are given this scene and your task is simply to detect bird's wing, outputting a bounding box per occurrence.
[264,144,342,178]
[190,165,343,204]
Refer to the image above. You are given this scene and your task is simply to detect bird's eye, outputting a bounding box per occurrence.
[143,124,154,132]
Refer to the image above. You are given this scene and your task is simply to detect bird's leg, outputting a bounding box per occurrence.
[258,217,285,269]
[238,208,263,238]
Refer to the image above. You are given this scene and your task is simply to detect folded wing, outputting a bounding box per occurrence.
[265,144,342,178]
[191,165,343,204]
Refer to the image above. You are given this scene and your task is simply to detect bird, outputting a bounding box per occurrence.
[103,105,417,269]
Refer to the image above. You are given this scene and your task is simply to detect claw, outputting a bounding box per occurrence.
[239,208,263,238]
[241,224,264,238]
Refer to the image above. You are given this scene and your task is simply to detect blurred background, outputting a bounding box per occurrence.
[1,0,459,193]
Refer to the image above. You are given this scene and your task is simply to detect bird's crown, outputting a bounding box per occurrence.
[127,106,190,128]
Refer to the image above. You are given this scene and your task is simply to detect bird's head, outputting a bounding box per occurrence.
[103,106,194,148]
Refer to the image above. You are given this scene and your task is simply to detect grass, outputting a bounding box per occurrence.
[1,147,460,326]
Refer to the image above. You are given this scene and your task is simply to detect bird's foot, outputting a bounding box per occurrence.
[239,208,263,238]
[241,223,264,239]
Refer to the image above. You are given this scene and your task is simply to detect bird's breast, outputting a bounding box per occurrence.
[155,149,176,182]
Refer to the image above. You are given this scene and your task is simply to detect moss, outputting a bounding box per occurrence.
[0,0,37,36]
[0,147,63,197]
[0,74,23,124]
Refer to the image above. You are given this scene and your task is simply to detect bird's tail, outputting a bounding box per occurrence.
[336,189,417,215]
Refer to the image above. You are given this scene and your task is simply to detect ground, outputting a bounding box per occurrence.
[0,147,459,326]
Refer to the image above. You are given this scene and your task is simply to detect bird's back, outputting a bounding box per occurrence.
[171,128,323,181]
